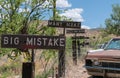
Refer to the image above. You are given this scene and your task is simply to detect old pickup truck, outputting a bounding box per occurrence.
[85,37,120,78]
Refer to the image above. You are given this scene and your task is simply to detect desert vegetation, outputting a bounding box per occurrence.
[0,0,120,78]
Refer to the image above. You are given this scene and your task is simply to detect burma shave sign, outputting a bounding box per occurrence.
[1,34,65,49]
[48,20,81,28]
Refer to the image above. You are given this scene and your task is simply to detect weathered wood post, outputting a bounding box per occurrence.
[77,40,81,58]
[58,34,66,77]
[72,38,77,65]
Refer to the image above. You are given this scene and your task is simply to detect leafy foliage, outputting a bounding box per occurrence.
[105,4,120,36]
[0,0,75,77]
[0,0,57,59]
[0,59,22,78]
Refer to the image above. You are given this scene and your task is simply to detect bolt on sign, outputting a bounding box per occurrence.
[1,34,66,49]
[48,20,81,28]
[66,29,85,34]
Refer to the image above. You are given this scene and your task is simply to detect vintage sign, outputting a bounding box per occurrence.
[66,29,85,33]
[48,20,81,28]
[1,34,66,49]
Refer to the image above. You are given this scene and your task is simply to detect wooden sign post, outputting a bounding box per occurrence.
[48,20,81,77]
[1,34,66,49]
[72,36,89,62]
[66,29,85,34]
[67,29,86,65]
[48,20,81,28]
[1,34,66,78]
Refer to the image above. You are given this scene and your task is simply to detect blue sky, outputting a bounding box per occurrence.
[3,0,119,29]
[56,0,120,29]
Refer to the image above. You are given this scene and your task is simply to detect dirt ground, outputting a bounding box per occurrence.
[48,62,91,78]
[48,60,91,78]
[65,61,90,78]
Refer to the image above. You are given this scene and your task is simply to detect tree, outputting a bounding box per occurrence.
[105,4,120,36]
[0,0,56,59]
[0,0,47,34]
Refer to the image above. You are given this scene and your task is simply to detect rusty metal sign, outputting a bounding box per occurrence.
[1,34,66,49]
[66,29,85,33]
[48,20,81,28]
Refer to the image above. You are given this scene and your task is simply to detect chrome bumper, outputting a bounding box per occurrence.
[85,66,120,71]
[85,66,120,77]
